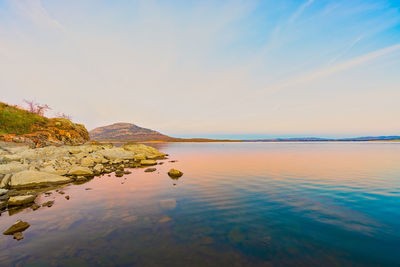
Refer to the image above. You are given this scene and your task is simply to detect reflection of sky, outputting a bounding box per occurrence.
[0,142,399,265]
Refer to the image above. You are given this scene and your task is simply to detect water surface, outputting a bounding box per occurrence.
[1,142,399,266]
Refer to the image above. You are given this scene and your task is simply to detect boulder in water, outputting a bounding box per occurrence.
[168,169,183,178]
[3,220,30,235]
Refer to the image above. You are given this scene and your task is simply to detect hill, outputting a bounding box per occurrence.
[89,123,176,142]
[0,102,89,147]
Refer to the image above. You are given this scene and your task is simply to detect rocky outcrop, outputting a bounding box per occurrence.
[0,117,89,148]
[0,142,167,215]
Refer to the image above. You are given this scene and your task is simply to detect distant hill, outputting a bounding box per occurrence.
[89,123,240,142]
[89,123,177,142]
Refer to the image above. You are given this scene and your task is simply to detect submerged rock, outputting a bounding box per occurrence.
[3,220,30,235]
[42,200,54,207]
[168,169,183,178]
[31,203,40,210]
[8,195,36,206]
[144,168,156,172]
[9,171,72,188]
[13,232,24,240]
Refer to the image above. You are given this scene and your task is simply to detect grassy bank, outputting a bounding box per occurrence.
[0,102,49,135]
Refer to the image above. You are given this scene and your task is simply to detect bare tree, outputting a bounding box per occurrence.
[23,100,51,116]
[56,112,72,120]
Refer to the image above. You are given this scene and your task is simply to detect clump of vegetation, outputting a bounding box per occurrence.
[0,102,49,134]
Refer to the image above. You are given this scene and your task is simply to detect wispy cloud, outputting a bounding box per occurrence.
[288,0,314,24]
[9,0,64,30]
[270,43,400,91]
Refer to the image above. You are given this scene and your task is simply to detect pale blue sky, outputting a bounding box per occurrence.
[1,0,399,138]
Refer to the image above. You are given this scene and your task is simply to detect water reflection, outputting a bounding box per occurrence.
[1,142,400,266]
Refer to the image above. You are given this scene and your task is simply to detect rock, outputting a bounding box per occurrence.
[0,194,10,201]
[123,170,132,174]
[58,191,65,195]
[116,164,124,171]
[0,174,11,188]
[140,160,157,166]
[68,166,93,176]
[2,154,22,162]
[97,148,135,160]
[0,201,6,209]
[42,200,54,207]
[0,189,8,196]
[13,232,24,240]
[133,154,146,161]
[93,164,104,174]
[75,176,87,182]
[122,143,162,156]
[115,171,124,177]
[144,168,156,172]
[147,154,165,160]
[81,157,95,167]
[69,148,81,154]
[31,203,40,210]
[8,195,36,206]
[3,220,30,235]
[0,162,29,175]
[9,171,72,188]
[168,169,183,178]
[65,195,70,200]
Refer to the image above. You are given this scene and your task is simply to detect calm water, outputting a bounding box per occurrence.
[1,142,400,266]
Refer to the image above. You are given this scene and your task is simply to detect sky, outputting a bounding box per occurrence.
[0,0,399,139]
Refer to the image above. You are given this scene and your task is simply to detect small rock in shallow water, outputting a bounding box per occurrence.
[3,220,30,235]
[168,169,183,179]
[115,171,124,177]
[144,168,156,173]
[42,201,54,207]
[58,191,65,195]
[13,232,24,240]
[65,195,70,200]
[75,176,87,182]
[31,204,40,210]
[8,195,36,206]
[123,170,132,174]
[85,188,92,190]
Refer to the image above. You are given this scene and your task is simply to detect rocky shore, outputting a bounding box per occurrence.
[0,142,169,215]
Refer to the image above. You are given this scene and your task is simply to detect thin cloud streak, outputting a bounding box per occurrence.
[268,43,400,92]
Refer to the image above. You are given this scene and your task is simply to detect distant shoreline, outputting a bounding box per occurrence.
[94,138,400,143]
